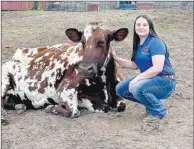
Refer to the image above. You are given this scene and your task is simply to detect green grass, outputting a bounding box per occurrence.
[158,23,170,30]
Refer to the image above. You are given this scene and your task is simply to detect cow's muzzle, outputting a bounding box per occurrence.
[79,63,97,77]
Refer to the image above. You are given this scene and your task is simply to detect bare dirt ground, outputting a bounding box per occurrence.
[1,9,193,149]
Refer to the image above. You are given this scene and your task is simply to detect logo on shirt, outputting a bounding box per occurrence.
[142,46,149,55]
[144,47,148,52]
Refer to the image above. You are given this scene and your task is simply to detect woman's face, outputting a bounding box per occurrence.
[135,17,150,38]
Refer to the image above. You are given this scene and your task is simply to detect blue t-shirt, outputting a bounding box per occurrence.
[134,34,175,76]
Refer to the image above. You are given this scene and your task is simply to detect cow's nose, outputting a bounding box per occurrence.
[79,64,96,76]
[87,65,94,74]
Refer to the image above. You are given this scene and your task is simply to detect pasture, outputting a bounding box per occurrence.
[1,9,193,149]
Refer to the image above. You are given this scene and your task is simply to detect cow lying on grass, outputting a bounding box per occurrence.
[1,22,128,125]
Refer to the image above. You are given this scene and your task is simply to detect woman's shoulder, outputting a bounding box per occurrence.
[150,36,162,42]
[149,36,165,46]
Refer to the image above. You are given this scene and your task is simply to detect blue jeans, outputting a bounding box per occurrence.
[116,75,176,118]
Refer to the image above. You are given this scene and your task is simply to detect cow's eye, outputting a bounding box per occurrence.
[97,41,105,47]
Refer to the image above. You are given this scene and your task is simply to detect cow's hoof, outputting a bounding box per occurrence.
[45,105,55,113]
[71,110,80,118]
[16,109,25,115]
[102,104,110,113]
[45,105,59,115]
[1,118,9,126]
[45,104,72,117]
[117,101,126,112]
[15,104,26,115]
[15,104,26,110]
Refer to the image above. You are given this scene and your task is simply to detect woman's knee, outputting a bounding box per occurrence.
[115,83,123,97]
[116,77,136,98]
[131,82,143,98]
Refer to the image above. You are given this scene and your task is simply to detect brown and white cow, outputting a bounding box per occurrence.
[1,22,128,125]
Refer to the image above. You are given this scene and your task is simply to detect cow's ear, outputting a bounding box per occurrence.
[65,28,83,42]
[110,28,129,41]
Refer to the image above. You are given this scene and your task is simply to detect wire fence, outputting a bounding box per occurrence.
[44,1,193,12]
[152,1,193,10]
[2,1,193,12]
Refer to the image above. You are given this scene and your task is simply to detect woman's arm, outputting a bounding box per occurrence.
[136,55,165,80]
[111,47,138,70]
[129,55,165,91]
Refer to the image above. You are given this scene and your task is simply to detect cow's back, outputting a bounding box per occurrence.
[3,42,84,108]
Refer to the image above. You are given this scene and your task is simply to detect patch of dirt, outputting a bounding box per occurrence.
[1,9,193,149]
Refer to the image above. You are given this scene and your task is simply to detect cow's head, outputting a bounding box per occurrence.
[65,22,128,77]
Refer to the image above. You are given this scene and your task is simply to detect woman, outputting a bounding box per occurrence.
[111,15,176,126]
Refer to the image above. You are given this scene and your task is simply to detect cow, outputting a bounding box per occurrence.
[1,22,128,125]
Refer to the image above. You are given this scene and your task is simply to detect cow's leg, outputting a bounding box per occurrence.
[1,107,9,125]
[100,74,111,113]
[1,62,14,125]
[116,100,126,112]
[3,94,26,115]
[69,93,80,118]
[106,79,126,112]
[31,97,50,109]
[101,88,111,113]
[45,103,72,117]
[61,89,80,118]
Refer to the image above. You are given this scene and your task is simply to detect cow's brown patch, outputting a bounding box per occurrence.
[75,47,84,57]
[38,47,48,53]
[49,62,55,70]
[51,72,55,77]
[28,82,38,91]
[62,58,68,68]
[35,73,42,82]
[28,86,38,91]
[18,76,22,81]
[24,76,28,80]
[38,77,48,93]
[49,83,52,87]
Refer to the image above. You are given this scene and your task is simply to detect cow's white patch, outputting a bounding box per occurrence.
[52,44,63,48]
[85,79,91,86]
[6,90,16,96]
[84,25,92,41]
[100,74,108,103]
[1,62,15,96]
[117,101,126,109]
[32,97,50,108]
[78,98,95,112]
[116,76,121,82]
[66,46,83,66]
[84,23,104,42]
[34,56,44,63]
[103,88,108,103]
[75,69,79,75]
[101,75,106,83]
